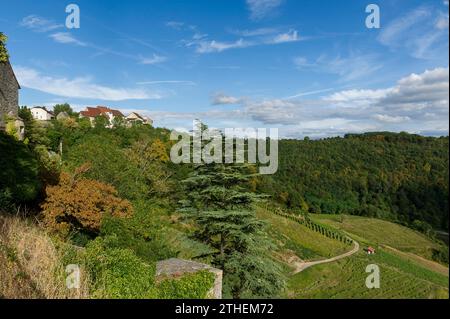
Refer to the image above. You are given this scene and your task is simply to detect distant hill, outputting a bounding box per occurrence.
[260,132,449,231]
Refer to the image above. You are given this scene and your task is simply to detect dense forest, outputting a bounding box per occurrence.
[260,132,449,232]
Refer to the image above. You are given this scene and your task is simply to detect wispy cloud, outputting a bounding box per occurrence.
[20,15,63,32]
[194,39,252,53]
[212,93,244,105]
[166,21,185,30]
[246,0,283,20]
[268,29,300,44]
[294,53,382,82]
[14,66,162,101]
[50,32,87,46]
[378,5,449,59]
[20,14,166,66]
[139,54,168,65]
[284,87,336,99]
[187,29,301,53]
[229,27,279,37]
[136,80,196,85]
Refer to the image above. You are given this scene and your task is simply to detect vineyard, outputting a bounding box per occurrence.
[287,251,448,299]
[273,209,353,245]
[257,208,449,299]
[256,207,349,260]
[313,214,447,261]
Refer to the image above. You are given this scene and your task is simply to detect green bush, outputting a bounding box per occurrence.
[157,270,215,299]
[100,201,176,263]
[0,132,40,208]
[84,238,158,299]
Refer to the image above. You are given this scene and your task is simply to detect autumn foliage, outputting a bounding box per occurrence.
[41,164,133,235]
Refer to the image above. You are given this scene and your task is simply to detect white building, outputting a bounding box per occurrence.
[31,107,54,121]
[125,112,153,126]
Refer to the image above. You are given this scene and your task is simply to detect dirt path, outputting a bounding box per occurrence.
[291,240,360,274]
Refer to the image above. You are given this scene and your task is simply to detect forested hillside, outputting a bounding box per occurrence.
[260,132,449,231]
[1,107,448,298]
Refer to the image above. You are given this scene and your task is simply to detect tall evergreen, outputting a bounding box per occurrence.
[180,163,285,298]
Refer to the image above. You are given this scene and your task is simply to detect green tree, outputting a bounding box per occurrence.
[94,115,109,129]
[180,163,285,298]
[53,103,74,116]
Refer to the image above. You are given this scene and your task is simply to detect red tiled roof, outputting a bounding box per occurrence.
[80,106,124,118]
[110,109,124,117]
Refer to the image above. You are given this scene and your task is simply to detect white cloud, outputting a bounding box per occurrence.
[136,80,196,85]
[269,29,300,44]
[207,67,448,138]
[20,15,63,32]
[246,0,283,20]
[139,54,167,65]
[230,27,279,37]
[326,89,390,102]
[188,28,301,53]
[379,67,449,109]
[373,114,411,123]
[195,39,251,53]
[15,66,162,101]
[145,68,448,138]
[212,93,244,105]
[50,32,87,46]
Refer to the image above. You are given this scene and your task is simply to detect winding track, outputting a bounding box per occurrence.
[291,240,360,274]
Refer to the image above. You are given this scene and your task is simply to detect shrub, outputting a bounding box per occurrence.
[0,132,40,208]
[41,164,133,235]
[84,237,158,299]
[100,205,176,263]
[157,270,215,299]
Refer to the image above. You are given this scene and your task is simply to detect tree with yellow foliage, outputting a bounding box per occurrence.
[41,163,133,235]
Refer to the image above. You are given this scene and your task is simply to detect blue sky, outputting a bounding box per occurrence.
[1,0,449,138]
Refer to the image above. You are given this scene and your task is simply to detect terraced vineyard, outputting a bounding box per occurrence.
[313,214,445,260]
[256,207,349,261]
[258,210,449,299]
[287,251,448,299]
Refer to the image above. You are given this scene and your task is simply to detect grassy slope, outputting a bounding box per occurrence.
[256,207,350,261]
[288,251,448,299]
[313,214,444,260]
[257,211,448,299]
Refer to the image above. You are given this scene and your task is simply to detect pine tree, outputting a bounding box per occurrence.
[180,163,284,298]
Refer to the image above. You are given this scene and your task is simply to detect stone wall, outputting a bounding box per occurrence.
[156,258,223,299]
[0,62,20,128]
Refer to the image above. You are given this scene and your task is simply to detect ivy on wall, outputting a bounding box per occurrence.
[0,32,9,63]
[157,270,216,299]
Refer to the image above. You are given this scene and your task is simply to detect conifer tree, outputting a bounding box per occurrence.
[180,160,284,298]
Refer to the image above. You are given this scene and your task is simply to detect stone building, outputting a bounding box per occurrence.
[0,60,24,139]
